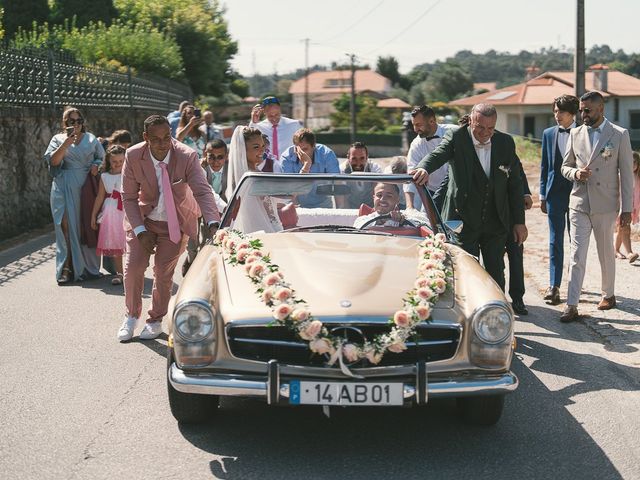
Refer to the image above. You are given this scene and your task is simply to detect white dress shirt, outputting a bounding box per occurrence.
[557,121,576,156]
[405,124,456,195]
[250,116,302,157]
[588,118,609,151]
[133,149,170,236]
[470,128,491,178]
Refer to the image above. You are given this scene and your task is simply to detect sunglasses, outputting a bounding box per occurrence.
[206,154,226,161]
[261,97,280,106]
[67,117,84,125]
[579,108,593,114]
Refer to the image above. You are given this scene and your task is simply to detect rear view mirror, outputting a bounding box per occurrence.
[315,184,351,196]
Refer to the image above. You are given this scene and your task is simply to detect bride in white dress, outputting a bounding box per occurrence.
[225,126,283,233]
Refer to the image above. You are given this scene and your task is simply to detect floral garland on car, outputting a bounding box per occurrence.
[213,229,452,372]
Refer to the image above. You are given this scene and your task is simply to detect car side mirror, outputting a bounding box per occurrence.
[444,220,463,234]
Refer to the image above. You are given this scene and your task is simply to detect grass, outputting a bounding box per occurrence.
[514,137,542,166]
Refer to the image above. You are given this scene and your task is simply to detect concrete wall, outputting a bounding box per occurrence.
[0,106,164,241]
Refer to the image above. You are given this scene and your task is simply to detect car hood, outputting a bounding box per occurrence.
[218,232,455,321]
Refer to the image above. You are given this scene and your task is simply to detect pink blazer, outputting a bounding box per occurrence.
[122,140,220,239]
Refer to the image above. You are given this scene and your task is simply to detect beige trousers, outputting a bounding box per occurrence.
[566,209,617,306]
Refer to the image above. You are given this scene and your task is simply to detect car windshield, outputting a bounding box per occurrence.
[222,173,442,237]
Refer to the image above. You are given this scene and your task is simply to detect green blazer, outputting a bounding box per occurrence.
[417,127,525,231]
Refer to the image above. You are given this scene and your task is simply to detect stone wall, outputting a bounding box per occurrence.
[0,106,165,241]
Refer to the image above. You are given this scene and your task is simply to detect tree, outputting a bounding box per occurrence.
[49,0,118,27]
[114,0,238,96]
[422,61,473,101]
[230,78,250,99]
[376,55,401,85]
[0,0,49,39]
[330,93,388,132]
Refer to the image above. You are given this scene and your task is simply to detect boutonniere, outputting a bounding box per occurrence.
[600,142,614,159]
[498,165,511,178]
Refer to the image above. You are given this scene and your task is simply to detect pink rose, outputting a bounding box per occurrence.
[342,343,359,362]
[244,263,253,273]
[387,341,407,353]
[249,262,266,279]
[273,303,292,321]
[415,304,431,321]
[309,338,333,355]
[299,320,323,340]
[245,255,258,265]
[236,248,251,263]
[417,287,434,300]
[430,250,446,261]
[291,308,310,323]
[420,260,438,271]
[262,287,274,303]
[393,310,410,328]
[419,247,433,257]
[365,349,383,365]
[214,229,228,243]
[248,250,263,259]
[434,277,447,294]
[274,287,292,302]
[263,272,283,286]
[224,238,236,251]
[421,237,434,246]
[415,277,429,289]
[237,242,250,250]
[435,233,446,242]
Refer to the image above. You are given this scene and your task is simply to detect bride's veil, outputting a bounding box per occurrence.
[224,125,282,233]
[225,125,249,201]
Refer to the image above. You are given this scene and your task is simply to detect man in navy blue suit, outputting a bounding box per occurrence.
[539,95,579,305]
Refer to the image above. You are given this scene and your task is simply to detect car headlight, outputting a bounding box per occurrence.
[174,300,214,342]
[472,303,512,344]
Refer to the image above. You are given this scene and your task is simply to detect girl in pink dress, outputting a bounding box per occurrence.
[91,145,127,284]
[615,151,640,264]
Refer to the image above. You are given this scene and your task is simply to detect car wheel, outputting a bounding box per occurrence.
[167,349,219,424]
[456,395,504,426]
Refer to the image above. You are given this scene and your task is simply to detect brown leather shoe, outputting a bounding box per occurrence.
[544,286,561,305]
[560,305,579,323]
[597,295,616,310]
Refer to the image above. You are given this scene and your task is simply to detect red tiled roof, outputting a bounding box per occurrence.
[450,69,640,106]
[289,69,391,95]
[377,98,411,109]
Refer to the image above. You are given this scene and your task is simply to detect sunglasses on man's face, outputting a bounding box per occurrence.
[579,108,593,114]
[206,154,226,161]
[67,117,84,125]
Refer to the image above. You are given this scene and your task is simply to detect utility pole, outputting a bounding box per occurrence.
[303,38,309,127]
[574,0,585,97]
[348,53,357,144]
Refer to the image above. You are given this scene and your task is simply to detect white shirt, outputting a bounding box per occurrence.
[340,161,383,174]
[250,116,302,157]
[556,121,576,157]
[353,212,400,229]
[133,149,171,236]
[470,128,491,178]
[589,118,609,151]
[405,124,455,193]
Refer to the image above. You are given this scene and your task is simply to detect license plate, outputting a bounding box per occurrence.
[289,380,404,406]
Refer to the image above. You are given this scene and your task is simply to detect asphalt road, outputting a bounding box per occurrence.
[0,219,638,479]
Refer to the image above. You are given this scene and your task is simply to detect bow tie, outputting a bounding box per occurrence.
[425,135,440,141]
[558,127,571,133]
[475,142,491,150]
[588,126,601,133]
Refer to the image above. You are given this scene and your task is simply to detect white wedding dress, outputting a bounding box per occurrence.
[226,126,283,234]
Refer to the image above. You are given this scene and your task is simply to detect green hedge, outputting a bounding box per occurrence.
[315,132,401,147]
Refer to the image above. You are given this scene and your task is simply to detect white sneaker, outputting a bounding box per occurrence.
[118,315,138,342]
[139,321,163,340]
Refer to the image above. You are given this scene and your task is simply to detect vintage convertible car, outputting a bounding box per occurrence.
[166,173,518,425]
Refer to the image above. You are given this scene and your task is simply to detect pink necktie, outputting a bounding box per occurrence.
[271,124,279,158]
[157,161,181,244]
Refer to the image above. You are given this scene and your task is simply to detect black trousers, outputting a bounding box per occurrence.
[505,231,525,301]
[458,225,508,291]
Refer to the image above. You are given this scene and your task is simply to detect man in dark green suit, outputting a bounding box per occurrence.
[412,104,528,290]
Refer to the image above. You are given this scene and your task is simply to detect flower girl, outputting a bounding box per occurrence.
[91,145,127,285]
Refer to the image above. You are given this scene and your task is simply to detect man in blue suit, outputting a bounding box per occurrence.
[539,95,579,305]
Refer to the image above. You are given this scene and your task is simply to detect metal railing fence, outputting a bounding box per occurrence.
[0,47,192,111]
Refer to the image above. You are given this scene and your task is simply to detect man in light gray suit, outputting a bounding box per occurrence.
[559,91,634,322]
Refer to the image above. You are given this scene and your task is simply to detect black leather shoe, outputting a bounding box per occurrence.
[512,299,529,316]
[560,305,579,323]
[544,286,561,305]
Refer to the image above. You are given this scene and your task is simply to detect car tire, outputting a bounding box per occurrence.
[167,349,219,424]
[456,395,504,426]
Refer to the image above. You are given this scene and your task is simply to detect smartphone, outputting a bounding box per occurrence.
[194,108,201,118]
[66,126,75,136]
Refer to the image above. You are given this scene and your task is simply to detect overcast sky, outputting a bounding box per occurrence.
[222,0,639,76]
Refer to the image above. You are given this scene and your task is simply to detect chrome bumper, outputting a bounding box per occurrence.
[168,362,518,404]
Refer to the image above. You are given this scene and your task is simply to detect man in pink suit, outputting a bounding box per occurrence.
[118,115,220,341]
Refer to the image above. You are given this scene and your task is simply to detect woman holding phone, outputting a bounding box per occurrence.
[44,107,105,284]
[176,104,206,157]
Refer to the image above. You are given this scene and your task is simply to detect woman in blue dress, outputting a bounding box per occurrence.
[44,107,105,284]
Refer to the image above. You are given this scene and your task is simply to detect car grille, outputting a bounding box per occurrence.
[226,322,460,367]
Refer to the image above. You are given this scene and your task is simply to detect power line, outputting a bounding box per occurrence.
[364,0,443,55]
[322,0,386,42]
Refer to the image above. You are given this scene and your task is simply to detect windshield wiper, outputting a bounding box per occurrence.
[281,225,392,235]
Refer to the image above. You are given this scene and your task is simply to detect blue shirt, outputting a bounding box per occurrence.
[281,143,340,207]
